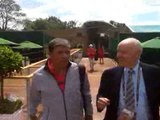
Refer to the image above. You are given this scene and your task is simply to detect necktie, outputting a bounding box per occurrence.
[125,69,135,112]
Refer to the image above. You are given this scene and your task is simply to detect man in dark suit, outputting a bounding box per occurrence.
[96,37,160,120]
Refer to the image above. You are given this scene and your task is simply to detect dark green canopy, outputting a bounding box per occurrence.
[141,37,160,49]
[0,38,18,46]
[13,41,42,49]
[141,37,160,66]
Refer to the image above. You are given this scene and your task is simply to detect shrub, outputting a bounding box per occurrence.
[0,99,23,114]
[0,46,23,100]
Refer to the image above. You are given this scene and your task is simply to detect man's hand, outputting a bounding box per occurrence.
[97,97,110,111]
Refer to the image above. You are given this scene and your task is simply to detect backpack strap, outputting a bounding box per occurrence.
[78,64,87,114]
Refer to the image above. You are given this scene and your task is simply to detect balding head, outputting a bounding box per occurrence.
[118,37,142,55]
[117,37,143,68]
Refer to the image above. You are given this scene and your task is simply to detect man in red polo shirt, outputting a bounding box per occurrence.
[87,44,96,72]
[30,38,93,120]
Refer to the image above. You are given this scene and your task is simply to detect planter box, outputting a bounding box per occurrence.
[0,109,22,120]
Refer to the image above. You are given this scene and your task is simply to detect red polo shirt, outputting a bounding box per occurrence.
[87,47,96,58]
[47,59,66,92]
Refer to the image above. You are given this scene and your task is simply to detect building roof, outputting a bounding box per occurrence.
[129,25,160,32]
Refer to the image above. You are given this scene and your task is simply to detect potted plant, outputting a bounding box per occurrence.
[0,46,23,119]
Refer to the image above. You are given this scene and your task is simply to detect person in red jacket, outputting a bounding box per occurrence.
[98,44,104,64]
[87,44,96,72]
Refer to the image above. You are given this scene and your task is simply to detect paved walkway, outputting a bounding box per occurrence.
[80,58,117,120]
[4,57,117,120]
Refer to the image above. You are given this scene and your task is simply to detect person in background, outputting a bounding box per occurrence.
[87,44,96,72]
[96,37,160,120]
[30,38,93,120]
[98,44,104,64]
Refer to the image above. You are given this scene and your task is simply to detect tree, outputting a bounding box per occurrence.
[22,19,34,31]
[0,0,26,31]
[65,20,77,28]
[23,16,77,31]
[0,46,23,100]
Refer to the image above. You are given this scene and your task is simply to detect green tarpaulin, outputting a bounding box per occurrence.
[141,37,160,66]
[13,41,42,49]
[141,37,160,49]
[0,38,18,46]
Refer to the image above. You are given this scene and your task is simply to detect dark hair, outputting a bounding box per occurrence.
[48,38,71,53]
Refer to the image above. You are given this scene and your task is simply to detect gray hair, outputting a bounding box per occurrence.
[48,38,71,52]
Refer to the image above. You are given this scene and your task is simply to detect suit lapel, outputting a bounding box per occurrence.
[140,62,154,111]
[113,67,124,108]
[140,63,152,96]
[115,67,124,93]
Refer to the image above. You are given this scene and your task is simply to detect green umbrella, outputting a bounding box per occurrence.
[0,38,18,46]
[141,37,160,49]
[13,41,42,49]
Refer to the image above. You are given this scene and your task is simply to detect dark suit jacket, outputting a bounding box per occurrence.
[97,62,160,120]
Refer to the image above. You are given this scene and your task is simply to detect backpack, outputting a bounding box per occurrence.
[78,64,87,114]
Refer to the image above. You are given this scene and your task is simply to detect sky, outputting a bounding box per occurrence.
[15,0,160,26]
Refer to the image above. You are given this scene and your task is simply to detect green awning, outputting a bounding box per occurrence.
[13,41,42,49]
[141,37,160,49]
[0,38,18,46]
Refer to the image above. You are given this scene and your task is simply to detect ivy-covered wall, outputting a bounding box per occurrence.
[0,31,53,63]
[0,31,53,45]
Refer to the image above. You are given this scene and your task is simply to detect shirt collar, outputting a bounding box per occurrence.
[124,60,140,73]
[44,58,71,73]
